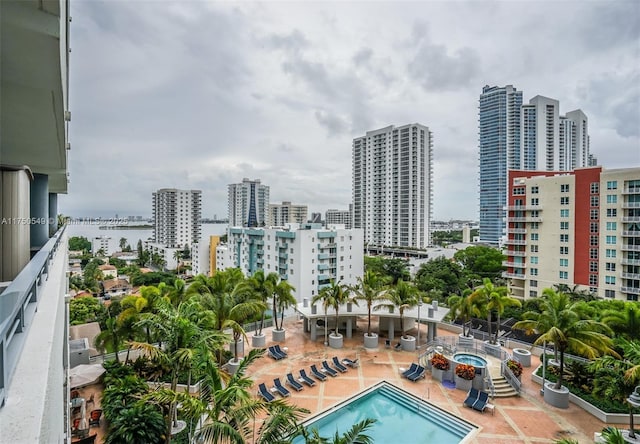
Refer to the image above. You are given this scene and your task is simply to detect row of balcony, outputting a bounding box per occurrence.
[621,286,640,295]
[506,205,544,211]
[507,217,543,223]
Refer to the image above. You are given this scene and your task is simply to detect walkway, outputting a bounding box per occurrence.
[246,317,606,444]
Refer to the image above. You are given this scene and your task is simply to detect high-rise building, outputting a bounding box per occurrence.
[228,178,270,227]
[152,188,202,248]
[479,85,591,245]
[325,207,352,229]
[479,85,523,245]
[269,201,308,226]
[352,123,433,248]
[503,167,640,301]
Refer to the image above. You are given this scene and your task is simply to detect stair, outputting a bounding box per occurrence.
[491,375,518,398]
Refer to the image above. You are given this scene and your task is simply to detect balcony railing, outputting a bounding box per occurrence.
[507,217,543,223]
[622,272,640,280]
[622,231,640,237]
[505,250,527,257]
[621,286,640,295]
[503,271,525,279]
[623,217,640,223]
[622,202,640,209]
[622,245,640,251]
[504,239,527,246]
[622,258,640,266]
[507,228,527,234]
[502,261,526,268]
[623,188,640,195]
[0,226,66,409]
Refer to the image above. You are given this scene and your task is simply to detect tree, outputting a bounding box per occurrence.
[351,271,386,337]
[414,256,465,296]
[273,278,297,331]
[300,418,377,444]
[447,289,479,337]
[69,236,91,252]
[513,288,618,390]
[69,296,105,325]
[105,401,166,444]
[95,317,124,362]
[601,302,640,340]
[454,245,506,282]
[469,278,520,345]
[119,237,128,251]
[244,270,279,335]
[173,250,184,273]
[364,256,409,284]
[377,280,425,339]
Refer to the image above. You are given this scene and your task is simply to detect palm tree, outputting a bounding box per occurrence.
[243,270,279,335]
[351,271,386,338]
[173,250,184,273]
[469,278,516,345]
[601,302,640,340]
[447,288,480,337]
[312,280,355,337]
[273,277,297,331]
[300,418,377,444]
[376,279,425,339]
[513,288,618,390]
[105,401,166,444]
[95,317,124,363]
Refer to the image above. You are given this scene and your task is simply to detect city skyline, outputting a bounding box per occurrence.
[60,1,639,220]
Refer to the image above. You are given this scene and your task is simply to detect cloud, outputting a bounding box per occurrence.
[314,110,349,136]
[409,43,481,91]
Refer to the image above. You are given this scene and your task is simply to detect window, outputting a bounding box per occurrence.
[560,234,569,242]
[590,222,599,233]
[591,182,599,194]
[606,249,617,258]
[531,245,539,253]
[591,209,599,220]
[531,210,540,217]
[560,246,569,255]
[530,198,539,206]
[605,290,615,298]
[529,290,538,297]
[607,208,617,217]
[530,280,538,287]
[607,181,618,190]
[590,235,598,246]
[531,233,539,241]
[607,195,618,204]
[559,271,569,279]
[560,221,569,230]
[590,196,599,207]
[561,184,570,192]
[605,275,616,285]
[606,235,617,245]
[530,268,538,276]
[561,196,570,205]
[607,222,617,231]
[513,187,525,195]
[561,209,570,218]
[530,222,539,229]
[606,262,616,271]
[530,256,538,264]
[560,258,569,267]
[589,261,598,272]
[531,186,539,194]
[589,275,598,286]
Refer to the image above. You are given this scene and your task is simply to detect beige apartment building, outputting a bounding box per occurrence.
[503,166,640,301]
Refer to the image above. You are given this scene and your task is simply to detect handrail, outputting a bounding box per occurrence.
[0,225,67,408]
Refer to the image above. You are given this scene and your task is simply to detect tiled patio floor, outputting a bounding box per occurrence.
[245,317,607,444]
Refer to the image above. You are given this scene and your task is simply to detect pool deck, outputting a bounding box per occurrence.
[246,317,607,444]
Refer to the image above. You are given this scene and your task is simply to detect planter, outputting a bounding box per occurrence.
[272,329,286,343]
[251,333,266,348]
[483,340,503,358]
[543,382,570,409]
[513,348,531,367]
[363,332,379,349]
[227,358,241,375]
[229,338,244,357]
[455,375,473,392]
[431,367,445,382]
[400,335,416,352]
[458,334,474,348]
[329,333,343,349]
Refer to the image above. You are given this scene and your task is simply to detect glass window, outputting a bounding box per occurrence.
[531,198,539,206]
[606,222,617,230]
[589,275,598,286]
[607,208,617,217]
[590,196,599,207]
[607,181,618,190]
[605,275,616,285]
[531,186,539,194]
[531,245,539,253]
[606,262,616,271]
[590,248,598,259]
[530,268,538,276]
[529,290,538,297]
[560,258,569,267]
[560,246,569,255]
[605,290,615,298]
[530,222,539,229]
[561,184,570,192]
[560,221,569,230]
[561,196,570,205]
[591,209,599,220]
[531,233,539,241]
[589,261,598,272]
[590,222,598,233]
[560,234,569,242]
[559,271,568,279]
[606,249,617,258]
[530,256,538,264]
[591,182,599,194]
[607,195,618,204]
[606,235,617,244]
[530,280,537,287]
[561,209,570,218]
[590,235,598,246]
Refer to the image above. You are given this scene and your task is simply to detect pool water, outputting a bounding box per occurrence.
[292,382,476,444]
[453,353,488,368]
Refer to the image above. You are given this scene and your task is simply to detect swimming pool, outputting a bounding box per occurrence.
[292,381,477,444]
[453,353,488,368]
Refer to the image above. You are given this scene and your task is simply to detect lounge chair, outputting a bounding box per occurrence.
[408,366,426,381]
[472,391,490,412]
[299,369,317,386]
[274,344,288,357]
[310,365,328,381]
[273,378,291,397]
[321,361,339,377]
[88,409,102,428]
[402,363,419,378]
[463,388,480,408]
[332,357,348,372]
[258,383,276,402]
[268,346,285,360]
[342,358,359,368]
[394,342,402,351]
[285,373,304,391]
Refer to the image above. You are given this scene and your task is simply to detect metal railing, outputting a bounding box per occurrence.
[0,225,66,408]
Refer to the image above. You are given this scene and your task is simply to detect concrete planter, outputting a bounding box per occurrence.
[364,333,379,349]
[401,335,416,352]
[483,341,503,358]
[513,348,532,367]
[227,358,241,375]
[543,382,570,409]
[431,367,445,382]
[272,329,286,343]
[455,375,473,392]
[458,334,474,348]
[229,338,244,357]
[251,333,266,348]
[329,333,343,349]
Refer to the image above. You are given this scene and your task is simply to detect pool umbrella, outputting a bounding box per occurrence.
[70,363,106,389]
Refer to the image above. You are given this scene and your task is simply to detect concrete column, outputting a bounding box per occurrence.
[48,193,58,235]
[303,317,309,333]
[388,318,395,341]
[30,174,49,250]
[346,317,352,339]
[427,323,435,343]
[1,167,31,281]
[310,321,317,341]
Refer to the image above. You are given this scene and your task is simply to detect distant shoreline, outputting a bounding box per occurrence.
[99,225,153,230]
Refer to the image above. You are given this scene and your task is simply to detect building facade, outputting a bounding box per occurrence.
[503,167,640,301]
[219,224,364,302]
[92,236,118,256]
[152,188,202,248]
[228,178,270,227]
[269,201,308,226]
[352,123,433,248]
[325,207,352,229]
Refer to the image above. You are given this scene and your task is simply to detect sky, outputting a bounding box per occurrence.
[61,0,640,221]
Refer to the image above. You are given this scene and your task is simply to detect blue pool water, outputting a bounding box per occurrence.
[292,382,476,444]
[453,353,487,368]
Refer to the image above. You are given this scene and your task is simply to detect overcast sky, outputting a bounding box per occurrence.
[60,0,640,221]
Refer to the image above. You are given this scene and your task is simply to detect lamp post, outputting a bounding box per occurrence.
[627,386,640,440]
[541,341,546,396]
[324,310,328,346]
[417,301,423,348]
